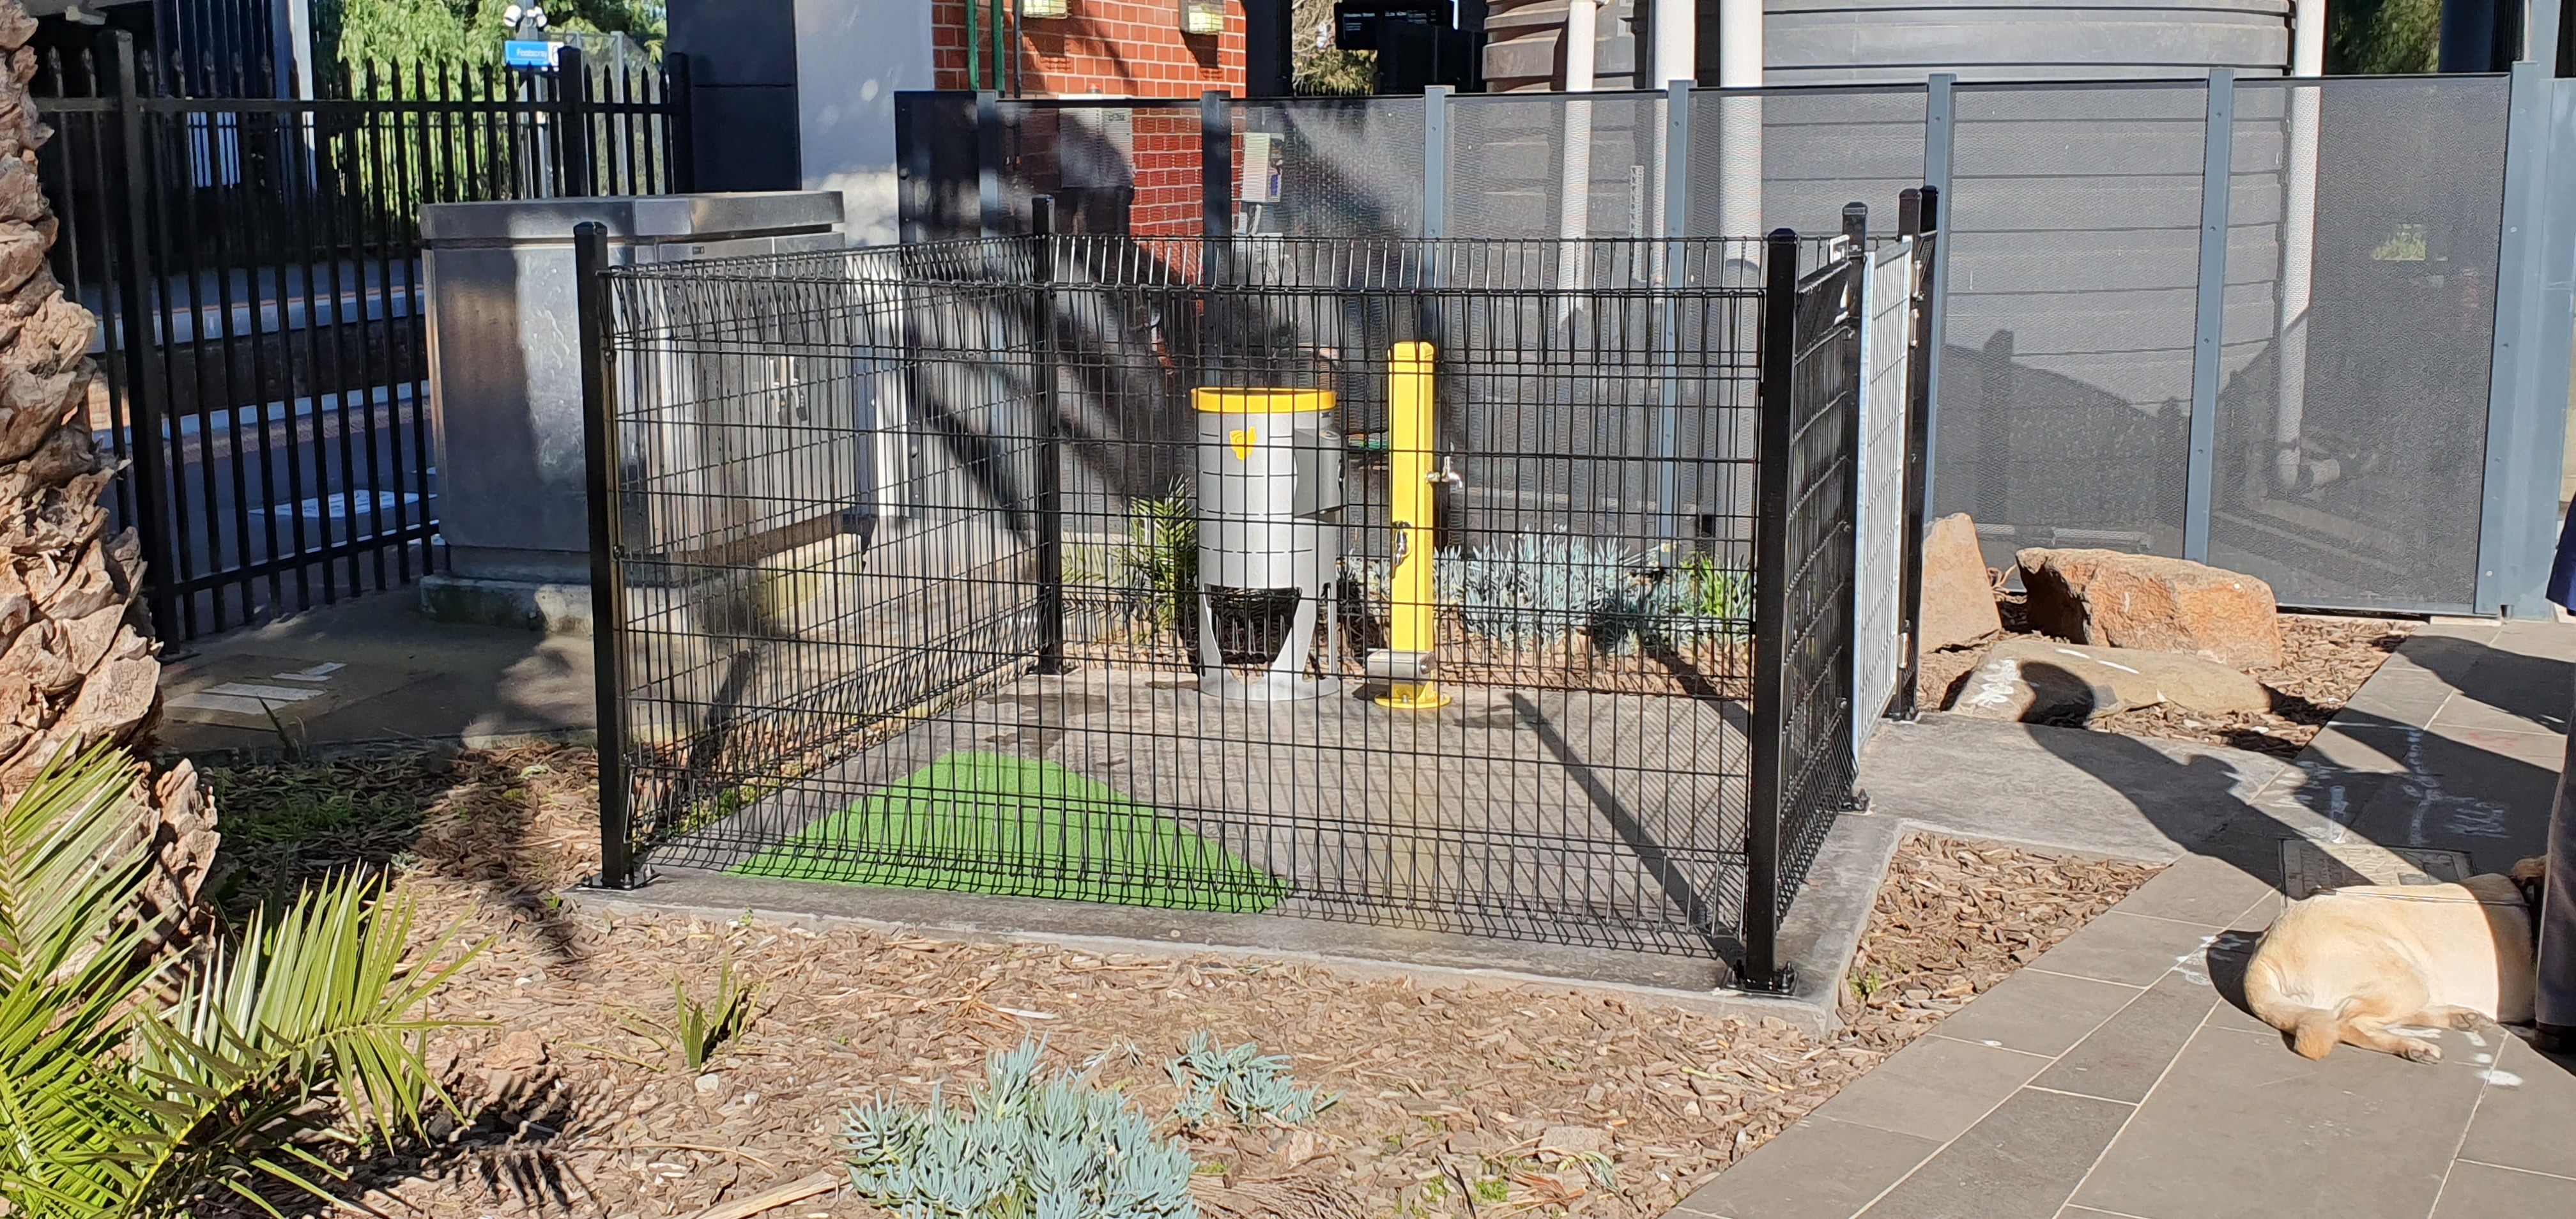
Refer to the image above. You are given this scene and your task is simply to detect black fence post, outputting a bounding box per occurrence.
[557,47,595,197]
[1744,227,1802,993]
[1896,186,1938,721]
[1032,196,1067,675]
[578,222,635,889]
[108,32,179,641]
[664,51,698,193]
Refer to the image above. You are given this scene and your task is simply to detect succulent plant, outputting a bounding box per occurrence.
[1165,1032,1339,1128]
[841,1039,1199,1219]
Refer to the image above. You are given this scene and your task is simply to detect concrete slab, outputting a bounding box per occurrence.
[2018,911,2221,988]
[1926,969,2142,1059]
[1671,1115,1940,1219]
[1855,716,2290,863]
[1805,1035,2052,1142]
[2428,1162,2576,1218]
[2451,1035,2576,1179]
[2027,972,2218,1103]
[2067,1023,2485,1219]
[156,593,594,762]
[1857,1089,2134,1219]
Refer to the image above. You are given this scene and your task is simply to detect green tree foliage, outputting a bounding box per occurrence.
[318,0,666,70]
[2329,0,2442,74]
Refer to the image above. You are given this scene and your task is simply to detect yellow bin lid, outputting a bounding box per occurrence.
[1192,388,1334,414]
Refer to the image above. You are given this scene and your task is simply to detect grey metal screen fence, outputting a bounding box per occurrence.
[581,224,1906,987]
[896,69,2566,618]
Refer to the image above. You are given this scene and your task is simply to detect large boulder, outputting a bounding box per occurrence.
[1920,512,2002,651]
[1945,637,2271,723]
[2016,548,2283,670]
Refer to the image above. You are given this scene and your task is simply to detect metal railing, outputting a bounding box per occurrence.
[32,33,691,638]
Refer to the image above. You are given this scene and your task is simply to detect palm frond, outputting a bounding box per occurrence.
[128,872,485,1213]
[0,742,155,986]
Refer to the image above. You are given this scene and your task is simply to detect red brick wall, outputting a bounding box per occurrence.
[933,0,1246,98]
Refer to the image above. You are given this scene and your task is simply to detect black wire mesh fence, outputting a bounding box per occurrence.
[582,224,1888,988]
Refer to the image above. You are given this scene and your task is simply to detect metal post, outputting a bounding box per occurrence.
[1919,76,1955,518]
[1201,89,1232,280]
[1652,79,1691,546]
[1744,227,1801,993]
[1422,85,1450,239]
[109,33,179,641]
[2474,62,2572,616]
[664,52,698,192]
[2182,67,2234,562]
[576,221,634,889]
[1032,197,1067,674]
[976,90,1002,238]
[1896,186,1940,721]
[558,46,594,197]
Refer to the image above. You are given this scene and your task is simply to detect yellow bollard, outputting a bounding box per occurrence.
[1375,341,1450,710]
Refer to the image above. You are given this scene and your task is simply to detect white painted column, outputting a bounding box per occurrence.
[1558,0,1600,293]
[1651,0,1694,92]
[2274,0,2325,487]
[1715,0,1761,260]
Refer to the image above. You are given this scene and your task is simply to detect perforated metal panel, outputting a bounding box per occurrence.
[1238,97,1426,240]
[1682,86,1931,241]
[2205,77,2508,611]
[1933,81,2210,566]
[1445,92,1667,240]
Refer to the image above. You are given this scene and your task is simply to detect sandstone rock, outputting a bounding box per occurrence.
[2016,548,2283,669]
[1945,637,2271,723]
[1538,1125,1611,1160]
[1920,512,2002,651]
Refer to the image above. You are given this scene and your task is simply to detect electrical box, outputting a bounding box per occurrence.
[1060,106,1134,189]
[1239,131,1282,204]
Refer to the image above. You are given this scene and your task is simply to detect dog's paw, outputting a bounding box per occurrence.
[2448,1011,2485,1031]
[2400,1038,2444,1064]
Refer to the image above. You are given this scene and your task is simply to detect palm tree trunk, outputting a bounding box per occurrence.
[0,2,214,949]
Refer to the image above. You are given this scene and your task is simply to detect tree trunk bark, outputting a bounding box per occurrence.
[0,2,214,949]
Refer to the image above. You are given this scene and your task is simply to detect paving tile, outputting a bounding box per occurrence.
[1929,967,2142,1058]
[1670,1114,1940,1219]
[2029,971,2220,1103]
[2430,689,2566,739]
[2430,1162,2576,1218]
[1808,1034,2051,1142]
[2453,1034,2576,1179]
[1855,1088,2133,1219]
[2334,677,2457,732]
[2108,852,2275,927]
[2069,1023,2485,1219]
[2025,910,2221,988]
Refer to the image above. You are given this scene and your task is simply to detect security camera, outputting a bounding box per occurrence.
[502,4,522,22]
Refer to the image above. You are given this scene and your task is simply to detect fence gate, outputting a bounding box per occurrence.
[33,31,691,640]
[582,219,1922,988]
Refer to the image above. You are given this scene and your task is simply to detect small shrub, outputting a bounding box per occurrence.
[1116,482,1199,636]
[1165,1032,1338,1128]
[841,1039,1197,1219]
[620,952,762,1072]
[1442,534,1644,648]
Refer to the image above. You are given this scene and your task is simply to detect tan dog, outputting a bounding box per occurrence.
[2243,858,2544,1062]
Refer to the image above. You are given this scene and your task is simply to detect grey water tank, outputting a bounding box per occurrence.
[1482,0,2290,89]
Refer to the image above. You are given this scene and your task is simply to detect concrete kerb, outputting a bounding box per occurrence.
[567,865,1846,1036]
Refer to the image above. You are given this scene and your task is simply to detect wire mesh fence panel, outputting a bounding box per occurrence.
[2206,77,2508,611]
[1853,236,1917,753]
[1935,80,2211,566]
[1772,250,1863,912]
[601,234,1860,968]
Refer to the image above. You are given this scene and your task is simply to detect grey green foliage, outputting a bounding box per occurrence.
[841,1040,1199,1219]
[1438,534,1647,648]
[1165,1032,1338,1128]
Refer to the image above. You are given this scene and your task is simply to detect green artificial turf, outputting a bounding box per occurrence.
[728,752,1287,913]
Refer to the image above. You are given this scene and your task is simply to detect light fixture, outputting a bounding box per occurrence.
[1178,0,1225,35]
[1022,0,1070,18]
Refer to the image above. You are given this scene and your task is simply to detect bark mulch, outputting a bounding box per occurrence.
[1914,594,2414,759]
[202,748,2158,1219]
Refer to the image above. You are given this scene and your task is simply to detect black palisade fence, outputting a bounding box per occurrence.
[31,31,691,640]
